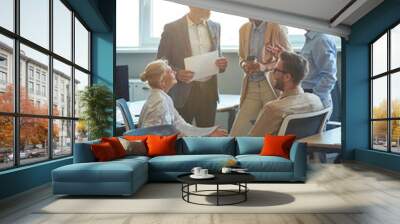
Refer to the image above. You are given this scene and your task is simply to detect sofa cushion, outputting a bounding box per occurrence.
[53,158,147,183]
[91,142,118,162]
[149,154,235,172]
[101,137,127,158]
[147,135,178,157]
[178,137,235,155]
[260,135,296,159]
[236,155,293,172]
[119,138,147,156]
[235,137,263,155]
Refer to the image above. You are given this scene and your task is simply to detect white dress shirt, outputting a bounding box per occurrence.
[138,89,218,136]
[186,15,214,82]
[187,15,212,56]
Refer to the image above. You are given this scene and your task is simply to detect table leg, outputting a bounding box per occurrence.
[217,184,220,206]
[195,184,198,192]
[187,184,190,202]
[245,183,247,201]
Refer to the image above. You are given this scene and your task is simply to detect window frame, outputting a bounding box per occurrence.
[370,20,400,154]
[0,0,92,171]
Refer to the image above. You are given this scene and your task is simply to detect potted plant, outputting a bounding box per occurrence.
[79,84,114,140]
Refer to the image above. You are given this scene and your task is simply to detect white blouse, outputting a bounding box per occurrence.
[138,89,217,136]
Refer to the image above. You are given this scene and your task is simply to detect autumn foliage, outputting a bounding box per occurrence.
[372,99,400,141]
[0,84,59,151]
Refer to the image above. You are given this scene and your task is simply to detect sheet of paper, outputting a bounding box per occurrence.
[184,50,219,81]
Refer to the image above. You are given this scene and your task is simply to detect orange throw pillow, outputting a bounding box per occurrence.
[146,135,177,157]
[260,134,296,159]
[101,137,127,158]
[91,142,118,162]
[123,135,148,142]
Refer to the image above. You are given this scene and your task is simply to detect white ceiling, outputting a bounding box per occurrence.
[224,0,352,21]
[168,0,384,38]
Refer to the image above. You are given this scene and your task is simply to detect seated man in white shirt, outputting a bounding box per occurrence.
[138,60,227,137]
[249,51,324,136]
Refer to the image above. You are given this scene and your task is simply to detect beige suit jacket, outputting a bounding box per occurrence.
[238,22,292,106]
[248,87,324,136]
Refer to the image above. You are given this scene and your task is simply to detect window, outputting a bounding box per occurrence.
[28,67,34,80]
[0,53,8,89]
[0,71,6,85]
[53,59,72,117]
[20,0,49,49]
[35,70,41,81]
[0,55,7,67]
[53,0,72,60]
[0,0,91,170]
[0,35,13,112]
[0,0,14,32]
[75,18,90,70]
[0,116,13,170]
[35,84,40,95]
[74,69,89,119]
[370,23,400,153]
[116,0,340,51]
[28,81,34,94]
[42,85,46,97]
[53,119,72,158]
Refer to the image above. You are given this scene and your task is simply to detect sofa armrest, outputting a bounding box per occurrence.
[73,140,100,163]
[289,142,307,182]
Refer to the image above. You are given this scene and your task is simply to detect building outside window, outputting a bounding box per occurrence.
[41,85,46,97]
[28,67,34,80]
[0,54,7,90]
[371,23,400,154]
[28,81,34,94]
[0,0,92,170]
[35,83,40,95]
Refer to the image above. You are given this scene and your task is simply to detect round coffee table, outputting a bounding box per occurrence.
[177,173,255,206]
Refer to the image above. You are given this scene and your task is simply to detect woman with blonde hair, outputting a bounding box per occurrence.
[138,60,227,137]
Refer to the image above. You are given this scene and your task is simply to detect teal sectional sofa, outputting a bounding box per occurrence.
[52,137,307,196]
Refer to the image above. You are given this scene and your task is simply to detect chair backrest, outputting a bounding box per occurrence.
[278,107,331,139]
[116,98,135,130]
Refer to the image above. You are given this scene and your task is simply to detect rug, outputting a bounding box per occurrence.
[38,183,362,214]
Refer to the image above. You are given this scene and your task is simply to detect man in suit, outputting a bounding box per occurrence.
[230,19,291,136]
[157,7,228,127]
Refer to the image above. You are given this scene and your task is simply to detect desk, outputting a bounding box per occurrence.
[116,94,240,131]
[298,127,341,163]
[298,127,341,150]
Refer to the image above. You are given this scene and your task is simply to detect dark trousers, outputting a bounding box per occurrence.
[177,82,217,127]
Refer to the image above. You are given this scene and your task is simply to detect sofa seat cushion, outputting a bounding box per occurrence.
[149,155,235,172]
[236,155,293,172]
[53,159,147,183]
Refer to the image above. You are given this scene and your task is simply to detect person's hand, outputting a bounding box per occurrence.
[263,61,277,72]
[247,62,261,75]
[176,69,194,83]
[209,128,228,137]
[265,44,285,58]
[242,61,261,75]
[215,57,228,72]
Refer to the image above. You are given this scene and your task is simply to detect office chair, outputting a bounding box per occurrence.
[277,107,332,139]
[116,98,178,136]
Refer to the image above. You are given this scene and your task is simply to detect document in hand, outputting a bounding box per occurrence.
[184,50,219,81]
